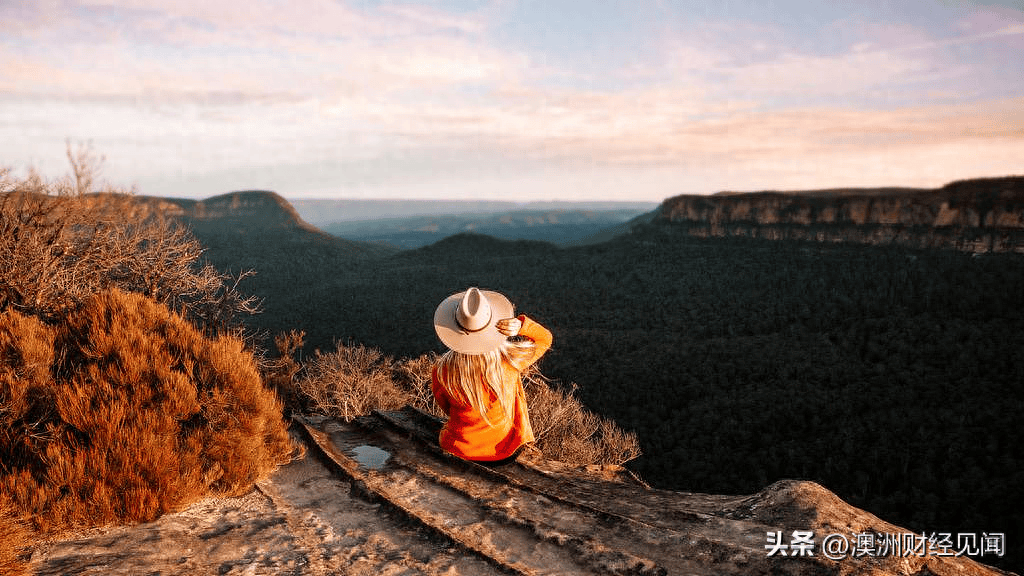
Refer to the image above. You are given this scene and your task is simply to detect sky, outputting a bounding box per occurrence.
[1,0,1023,201]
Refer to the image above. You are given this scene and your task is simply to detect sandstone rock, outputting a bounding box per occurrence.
[657,176,1024,253]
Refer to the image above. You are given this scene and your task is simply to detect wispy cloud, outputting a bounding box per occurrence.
[723,49,929,96]
[2,0,524,99]
[1,0,1022,199]
[647,8,1024,104]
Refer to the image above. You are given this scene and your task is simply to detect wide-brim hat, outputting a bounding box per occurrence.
[434,287,514,355]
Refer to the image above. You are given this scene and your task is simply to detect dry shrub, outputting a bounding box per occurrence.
[0,495,31,576]
[296,343,640,466]
[298,342,407,421]
[522,369,642,466]
[393,352,444,418]
[264,329,307,414]
[0,147,258,332]
[0,288,294,536]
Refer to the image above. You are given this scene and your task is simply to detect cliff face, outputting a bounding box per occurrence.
[656,176,1024,252]
[134,190,320,231]
[105,190,397,259]
[82,190,323,234]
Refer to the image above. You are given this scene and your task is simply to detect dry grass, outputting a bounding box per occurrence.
[0,288,295,537]
[297,347,641,466]
[0,496,30,576]
[521,369,642,466]
[0,146,258,333]
[393,352,444,418]
[264,329,308,414]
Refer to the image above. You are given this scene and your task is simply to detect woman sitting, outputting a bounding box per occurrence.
[431,287,552,464]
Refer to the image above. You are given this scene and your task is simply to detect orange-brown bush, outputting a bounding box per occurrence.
[297,346,640,466]
[0,495,30,576]
[0,288,294,536]
[0,147,257,332]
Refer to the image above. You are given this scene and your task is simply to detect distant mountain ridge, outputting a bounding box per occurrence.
[291,198,659,226]
[167,190,315,229]
[324,208,651,248]
[129,190,322,232]
[100,177,1024,255]
[129,192,655,251]
[124,190,396,260]
[656,176,1024,252]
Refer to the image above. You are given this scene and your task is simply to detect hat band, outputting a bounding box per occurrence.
[454,306,492,334]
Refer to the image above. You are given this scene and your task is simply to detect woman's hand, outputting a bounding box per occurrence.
[496,317,521,337]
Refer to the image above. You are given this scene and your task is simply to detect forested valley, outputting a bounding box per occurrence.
[202,221,1024,572]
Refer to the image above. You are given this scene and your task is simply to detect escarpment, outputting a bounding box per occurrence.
[656,176,1024,252]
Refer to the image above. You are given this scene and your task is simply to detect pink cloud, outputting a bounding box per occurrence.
[724,48,930,95]
[378,4,488,36]
[74,0,493,44]
[1,0,529,102]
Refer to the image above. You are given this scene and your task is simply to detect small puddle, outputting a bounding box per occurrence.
[351,445,391,470]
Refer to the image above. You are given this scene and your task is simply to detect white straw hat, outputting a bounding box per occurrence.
[433,287,514,354]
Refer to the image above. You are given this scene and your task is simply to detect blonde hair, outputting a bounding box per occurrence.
[435,338,536,425]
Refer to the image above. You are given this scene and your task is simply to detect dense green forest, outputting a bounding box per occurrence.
[201,223,1023,572]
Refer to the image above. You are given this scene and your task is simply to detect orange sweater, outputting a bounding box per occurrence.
[431,315,552,461]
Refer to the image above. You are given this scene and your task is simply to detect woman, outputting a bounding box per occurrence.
[432,287,552,463]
